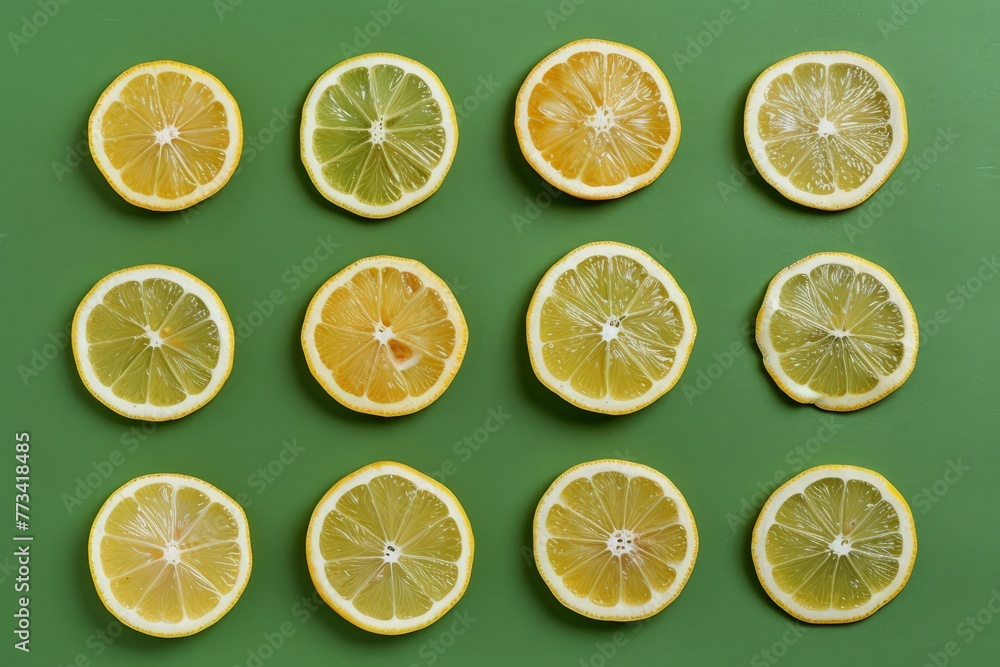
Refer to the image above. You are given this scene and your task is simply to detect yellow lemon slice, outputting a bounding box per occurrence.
[526,241,695,414]
[300,53,458,218]
[752,465,916,623]
[72,265,235,421]
[306,461,474,634]
[756,252,917,411]
[534,460,698,621]
[515,39,681,199]
[89,61,242,211]
[744,51,907,210]
[89,474,252,637]
[301,256,467,416]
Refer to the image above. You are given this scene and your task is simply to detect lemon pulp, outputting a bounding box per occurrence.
[311,64,446,206]
[768,263,905,397]
[764,476,903,612]
[545,470,687,607]
[316,473,462,621]
[86,278,221,406]
[527,51,672,187]
[757,62,892,195]
[99,482,242,623]
[102,70,232,199]
[540,254,685,401]
[314,264,457,405]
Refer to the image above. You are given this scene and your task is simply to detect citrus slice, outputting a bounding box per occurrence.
[744,51,907,210]
[89,473,252,637]
[515,39,681,200]
[752,465,916,624]
[72,265,235,421]
[89,61,242,211]
[306,461,474,634]
[301,256,467,416]
[756,252,917,411]
[534,459,698,621]
[300,53,458,218]
[526,241,695,414]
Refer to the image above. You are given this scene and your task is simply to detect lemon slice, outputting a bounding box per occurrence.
[744,51,906,210]
[752,465,916,624]
[89,61,242,211]
[72,265,235,421]
[306,461,474,635]
[526,242,695,414]
[301,256,467,416]
[756,252,917,411]
[300,53,458,218]
[89,473,252,637]
[534,460,698,621]
[515,39,681,200]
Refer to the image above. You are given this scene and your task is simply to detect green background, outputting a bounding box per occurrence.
[2,0,999,665]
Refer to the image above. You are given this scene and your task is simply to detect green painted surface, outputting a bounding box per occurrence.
[2,0,998,665]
